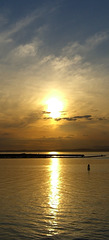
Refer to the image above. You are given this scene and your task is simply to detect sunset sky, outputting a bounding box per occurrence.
[0,0,109,151]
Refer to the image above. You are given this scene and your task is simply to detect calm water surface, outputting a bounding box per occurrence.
[0,152,109,240]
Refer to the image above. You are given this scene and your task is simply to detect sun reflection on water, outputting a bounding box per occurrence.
[48,158,60,234]
[49,158,60,210]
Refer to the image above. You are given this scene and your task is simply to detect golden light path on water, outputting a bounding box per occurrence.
[48,156,60,235]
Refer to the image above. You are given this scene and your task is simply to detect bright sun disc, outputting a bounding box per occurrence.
[46,97,63,119]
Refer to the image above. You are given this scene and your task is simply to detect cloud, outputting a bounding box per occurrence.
[40,55,54,64]
[0,5,48,62]
[72,115,92,120]
[86,32,108,49]
[23,111,42,125]
[52,56,73,70]
[0,14,8,26]
[40,54,82,75]
[42,114,109,123]
[0,12,42,66]
[14,44,36,57]
[43,114,93,121]
[97,117,108,121]
[62,32,108,57]
[42,111,51,114]
[0,111,43,129]
[0,7,45,43]
[55,115,92,122]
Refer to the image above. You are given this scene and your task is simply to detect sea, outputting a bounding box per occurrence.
[0,152,109,240]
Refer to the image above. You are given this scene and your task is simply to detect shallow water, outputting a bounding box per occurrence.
[0,152,109,239]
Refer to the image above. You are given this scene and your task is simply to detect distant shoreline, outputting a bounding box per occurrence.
[0,153,106,159]
[0,149,109,152]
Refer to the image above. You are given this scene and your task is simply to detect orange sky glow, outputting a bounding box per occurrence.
[0,0,109,151]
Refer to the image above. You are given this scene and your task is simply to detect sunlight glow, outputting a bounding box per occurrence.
[46,97,63,119]
[48,151,59,156]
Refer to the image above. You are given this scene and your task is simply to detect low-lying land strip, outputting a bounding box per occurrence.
[0,153,105,158]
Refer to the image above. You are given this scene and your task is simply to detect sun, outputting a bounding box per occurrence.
[46,97,63,119]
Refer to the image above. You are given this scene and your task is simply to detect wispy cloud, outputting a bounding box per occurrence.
[62,32,108,56]
[0,110,43,129]
[0,7,46,43]
[14,44,37,57]
[0,13,8,26]
[86,32,108,48]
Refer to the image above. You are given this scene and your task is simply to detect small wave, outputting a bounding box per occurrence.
[41,236,90,240]
[41,235,64,240]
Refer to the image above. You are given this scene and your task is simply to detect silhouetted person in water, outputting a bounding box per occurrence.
[87,164,90,171]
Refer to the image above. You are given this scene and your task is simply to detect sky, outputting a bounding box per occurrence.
[0,0,109,151]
